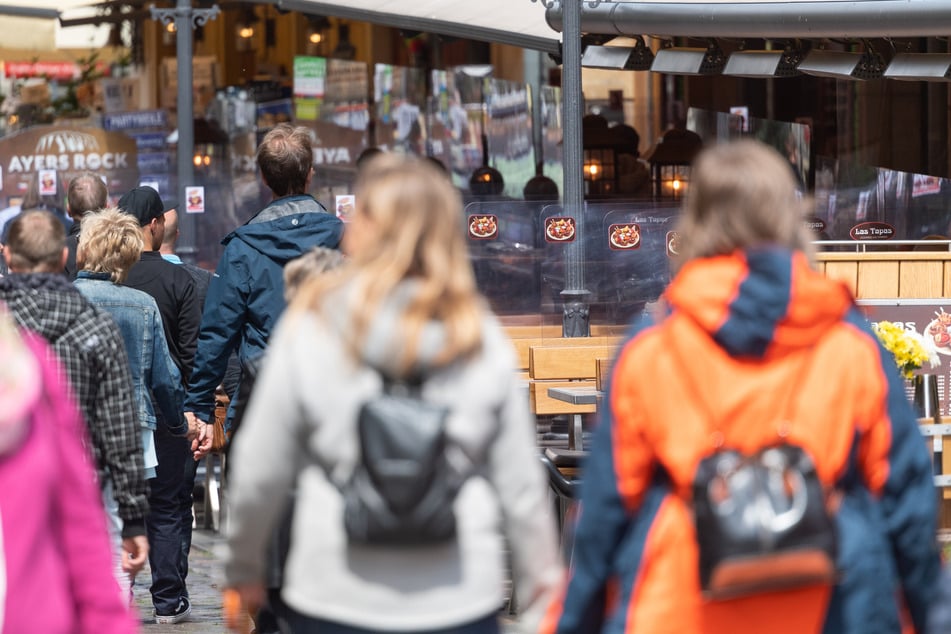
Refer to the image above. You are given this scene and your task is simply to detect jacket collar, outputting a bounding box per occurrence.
[665,247,853,359]
[76,271,111,281]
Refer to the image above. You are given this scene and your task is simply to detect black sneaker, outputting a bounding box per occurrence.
[155,597,192,624]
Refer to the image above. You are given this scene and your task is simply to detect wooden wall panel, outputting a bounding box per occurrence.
[823,261,858,295]
[856,261,900,298]
[818,253,951,300]
[943,262,951,297]
[899,261,944,298]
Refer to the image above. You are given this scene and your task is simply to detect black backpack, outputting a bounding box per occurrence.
[335,372,480,546]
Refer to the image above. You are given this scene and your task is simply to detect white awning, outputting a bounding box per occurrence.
[545,0,951,39]
[275,0,561,54]
[0,1,112,50]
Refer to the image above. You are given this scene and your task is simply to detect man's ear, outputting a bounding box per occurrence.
[59,246,68,269]
[2,246,11,268]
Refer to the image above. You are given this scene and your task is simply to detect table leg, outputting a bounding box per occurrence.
[569,413,583,450]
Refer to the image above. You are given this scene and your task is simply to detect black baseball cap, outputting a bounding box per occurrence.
[117,186,174,226]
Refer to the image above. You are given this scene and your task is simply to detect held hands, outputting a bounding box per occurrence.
[186,411,213,460]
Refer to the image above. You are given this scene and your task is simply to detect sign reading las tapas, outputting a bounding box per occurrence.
[0,126,138,203]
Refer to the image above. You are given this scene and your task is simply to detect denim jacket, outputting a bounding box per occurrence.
[75,272,187,436]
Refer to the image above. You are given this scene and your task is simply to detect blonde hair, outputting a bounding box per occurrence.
[672,139,815,273]
[296,154,483,374]
[79,207,144,283]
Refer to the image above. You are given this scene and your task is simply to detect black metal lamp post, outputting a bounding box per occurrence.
[150,0,220,259]
[531,0,596,337]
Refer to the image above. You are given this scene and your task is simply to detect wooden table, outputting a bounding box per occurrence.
[547,386,603,450]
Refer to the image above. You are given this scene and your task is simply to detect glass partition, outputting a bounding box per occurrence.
[813,156,951,243]
[464,199,680,328]
[687,107,810,189]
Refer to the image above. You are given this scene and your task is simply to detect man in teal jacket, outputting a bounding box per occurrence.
[185,123,343,438]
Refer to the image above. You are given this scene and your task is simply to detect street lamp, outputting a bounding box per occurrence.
[150,0,220,260]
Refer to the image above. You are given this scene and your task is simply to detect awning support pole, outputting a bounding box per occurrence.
[534,0,592,337]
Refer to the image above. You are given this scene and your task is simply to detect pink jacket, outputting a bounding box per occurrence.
[0,332,137,633]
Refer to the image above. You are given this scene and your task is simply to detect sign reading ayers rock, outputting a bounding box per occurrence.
[0,126,139,206]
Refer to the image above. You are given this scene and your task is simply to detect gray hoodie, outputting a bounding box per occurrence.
[223,282,562,631]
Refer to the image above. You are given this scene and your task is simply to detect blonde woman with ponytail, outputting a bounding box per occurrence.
[224,155,562,634]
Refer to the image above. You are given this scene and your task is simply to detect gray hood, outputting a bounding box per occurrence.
[328,280,449,378]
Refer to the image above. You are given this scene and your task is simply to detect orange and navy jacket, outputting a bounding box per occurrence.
[542,247,939,634]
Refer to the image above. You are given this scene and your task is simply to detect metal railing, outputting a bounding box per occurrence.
[815,240,951,252]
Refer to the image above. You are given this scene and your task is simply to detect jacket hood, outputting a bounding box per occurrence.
[0,274,92,343]
[664,247,853,359]
[224,195,343,265]
[326,280,449,378]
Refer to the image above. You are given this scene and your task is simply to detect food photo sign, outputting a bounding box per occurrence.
[858,299,951,416]
[467,214,498,240]
[544,216,576,243]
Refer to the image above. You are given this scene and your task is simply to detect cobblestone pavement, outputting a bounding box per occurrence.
[130,528,519,633]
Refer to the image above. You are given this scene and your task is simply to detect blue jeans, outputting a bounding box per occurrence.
[147,423,189,614]
[279,609,500,634]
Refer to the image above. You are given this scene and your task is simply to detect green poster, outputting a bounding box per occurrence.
[293,56,326,98]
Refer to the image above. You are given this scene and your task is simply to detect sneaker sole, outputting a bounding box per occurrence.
[154,604,192,624]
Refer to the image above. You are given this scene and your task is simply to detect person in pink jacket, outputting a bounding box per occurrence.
[0,306,137,634]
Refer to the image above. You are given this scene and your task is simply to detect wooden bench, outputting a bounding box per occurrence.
[596,357,614,392]
[528,342,617,412]
[526,341,620,450]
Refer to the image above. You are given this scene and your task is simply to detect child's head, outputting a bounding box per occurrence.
[284,246,345,302]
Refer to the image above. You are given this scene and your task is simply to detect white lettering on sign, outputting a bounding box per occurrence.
[313,147,352,165]
[7,152,129,173]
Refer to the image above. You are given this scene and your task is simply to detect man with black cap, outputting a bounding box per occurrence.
[118,185,201,625]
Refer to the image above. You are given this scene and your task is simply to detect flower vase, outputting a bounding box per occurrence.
[912,374,941,423]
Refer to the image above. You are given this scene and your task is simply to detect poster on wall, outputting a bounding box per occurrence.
[859,299,951,416]
[185,186,205,214]
[484,78,533,199]
[293,56,326,121]
[374,64,426,156]
[539,86,563,196]
[38,169,56,196]
[324,60,369,132]
[428,70,457,179]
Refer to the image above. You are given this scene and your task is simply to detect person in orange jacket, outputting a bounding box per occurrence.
[543,139,940,634]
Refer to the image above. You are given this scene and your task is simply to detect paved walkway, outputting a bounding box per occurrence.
[131,528,519,633]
